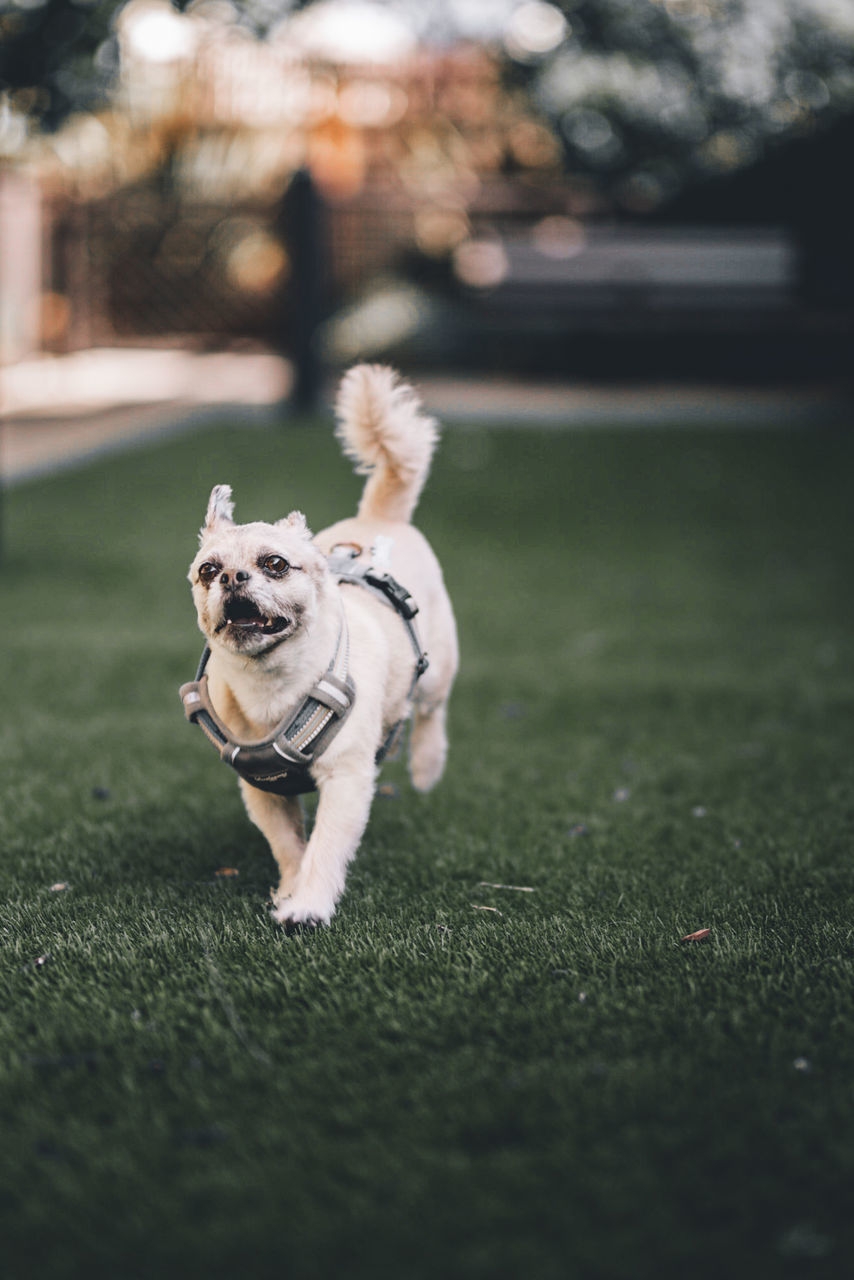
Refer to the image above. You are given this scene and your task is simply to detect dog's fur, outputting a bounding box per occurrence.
[188,365,458,928]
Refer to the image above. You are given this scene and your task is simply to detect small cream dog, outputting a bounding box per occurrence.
[185,365,458,928]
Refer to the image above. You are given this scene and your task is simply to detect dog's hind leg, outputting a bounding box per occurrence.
[239,783,306,905]
[408,697,449,793]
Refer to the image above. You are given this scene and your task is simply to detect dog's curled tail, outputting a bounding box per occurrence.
[334,365,439,524]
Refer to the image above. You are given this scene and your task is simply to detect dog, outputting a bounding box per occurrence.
[185,365,458,928]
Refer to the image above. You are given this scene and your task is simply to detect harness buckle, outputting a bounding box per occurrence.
[364,570,419,620]
[179,682,203,720]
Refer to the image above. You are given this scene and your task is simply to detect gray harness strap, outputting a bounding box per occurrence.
[327,548,429,693]
[180,551,429,797]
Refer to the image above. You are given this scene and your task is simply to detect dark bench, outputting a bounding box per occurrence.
[459,226,798,330]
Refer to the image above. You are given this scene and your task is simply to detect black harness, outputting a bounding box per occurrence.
[179,549,428,797]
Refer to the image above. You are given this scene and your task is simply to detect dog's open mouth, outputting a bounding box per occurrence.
[217,597,290,637]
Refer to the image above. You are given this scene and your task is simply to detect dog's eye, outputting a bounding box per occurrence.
[262,554,289,577]
[198,561,220,585]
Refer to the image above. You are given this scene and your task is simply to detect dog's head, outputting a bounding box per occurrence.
[188,485,328,657]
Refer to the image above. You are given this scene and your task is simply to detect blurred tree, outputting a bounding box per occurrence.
[0,1,316,132]
[2,0,852,209]
[0,0,121,130]
[499,0,854,212]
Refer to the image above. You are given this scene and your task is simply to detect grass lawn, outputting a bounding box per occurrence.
[2,411,854,1280]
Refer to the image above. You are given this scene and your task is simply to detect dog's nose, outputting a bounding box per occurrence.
[220,569,250,587]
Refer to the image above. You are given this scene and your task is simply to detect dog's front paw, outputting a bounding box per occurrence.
[271,894,333,932]
[279,916,323,936]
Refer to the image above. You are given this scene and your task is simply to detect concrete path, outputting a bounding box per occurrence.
[1,348,290,485]
[415,376,849,429]
[1,347,848,486]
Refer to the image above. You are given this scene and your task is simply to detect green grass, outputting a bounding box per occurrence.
[2,415,854,1280]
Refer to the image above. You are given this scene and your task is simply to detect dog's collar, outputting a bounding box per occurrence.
[179,550,429,797]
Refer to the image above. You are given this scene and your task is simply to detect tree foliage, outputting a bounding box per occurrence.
[1,0,852,205]
[519,0,854,207]
[0,0,121,130]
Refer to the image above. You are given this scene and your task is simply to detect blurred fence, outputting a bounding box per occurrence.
[14,169,852,384]
[46,189,283,350]
[42,185,414,353]
[38,174,586,351]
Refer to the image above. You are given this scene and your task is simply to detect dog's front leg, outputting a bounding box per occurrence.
[271,764,375,929]
[239,782,306,905]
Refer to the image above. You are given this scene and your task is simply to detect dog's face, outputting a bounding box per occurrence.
[188,485,327,657]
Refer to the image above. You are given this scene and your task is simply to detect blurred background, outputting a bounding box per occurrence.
[1,0,853,425]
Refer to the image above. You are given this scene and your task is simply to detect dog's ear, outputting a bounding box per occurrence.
[277,510,313,540]
[201,485,235,541]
